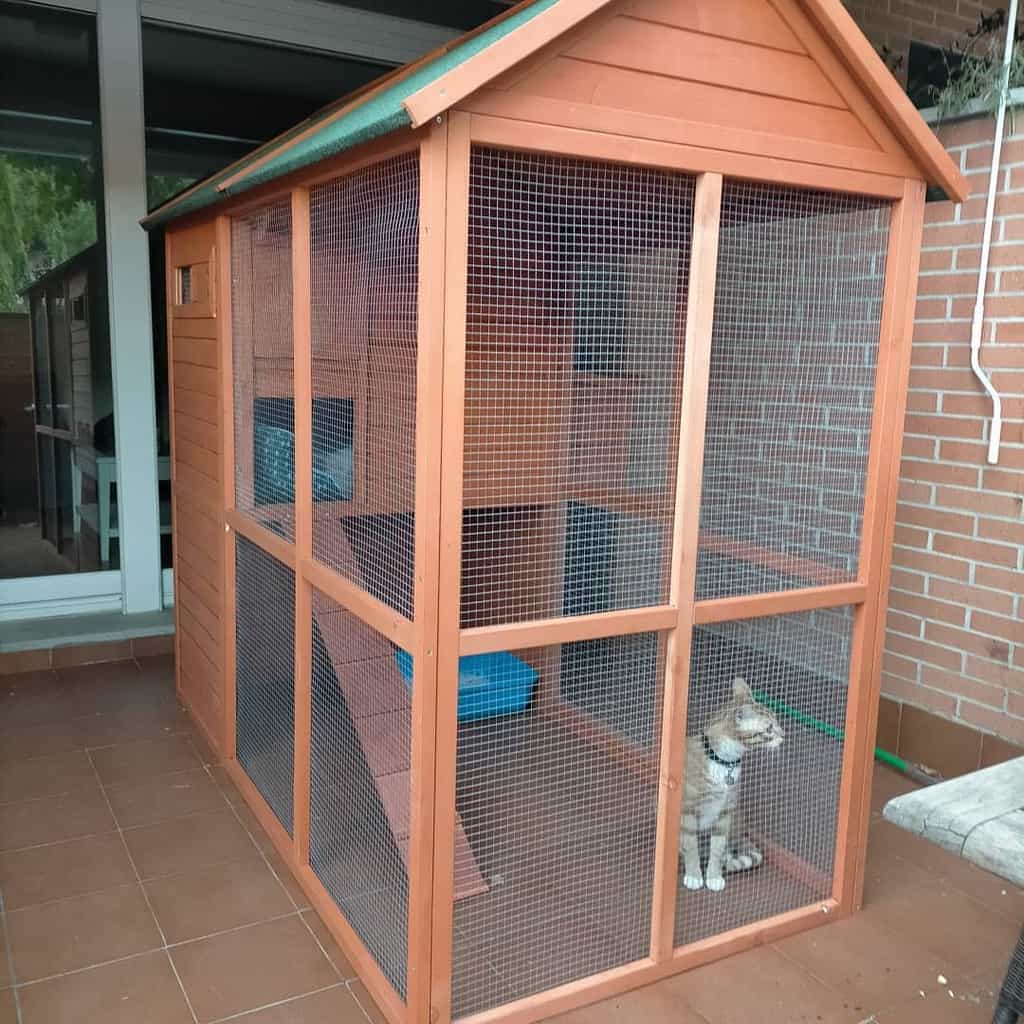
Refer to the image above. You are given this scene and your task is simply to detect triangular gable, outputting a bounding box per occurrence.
[404,0,968,202]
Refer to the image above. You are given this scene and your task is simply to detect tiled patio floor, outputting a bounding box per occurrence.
[0,655,1021,1023]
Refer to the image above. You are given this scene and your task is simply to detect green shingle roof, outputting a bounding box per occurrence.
[142,0,556,230]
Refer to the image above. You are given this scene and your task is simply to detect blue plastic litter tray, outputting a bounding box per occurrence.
[394,649,537,722]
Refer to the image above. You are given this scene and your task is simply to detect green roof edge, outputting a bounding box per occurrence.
[143,0,557,230]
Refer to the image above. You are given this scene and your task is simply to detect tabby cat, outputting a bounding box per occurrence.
[679,677,784,892]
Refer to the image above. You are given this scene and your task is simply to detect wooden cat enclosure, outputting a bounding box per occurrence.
[146,1,966,1021]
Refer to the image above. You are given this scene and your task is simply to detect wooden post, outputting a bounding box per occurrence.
[291,187,314,865]
[215,215,238,761]
[650,172,722,960]
[428,110,472,1024]
[406,123,450,1024]
[833,178,926,913]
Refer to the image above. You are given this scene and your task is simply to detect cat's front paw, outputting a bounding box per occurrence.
[682,873,704,890]
[705,874,725,892]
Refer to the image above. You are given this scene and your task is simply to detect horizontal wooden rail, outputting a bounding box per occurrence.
[693,582,867,624]
[698,531,856,588]
[300,556,415,650]
[226,508,296,569]
[455,901,834,1024]
[459,605,678,656]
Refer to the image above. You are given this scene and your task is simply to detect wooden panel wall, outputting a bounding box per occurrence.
[166,221,225,753]
[457,0,919,182]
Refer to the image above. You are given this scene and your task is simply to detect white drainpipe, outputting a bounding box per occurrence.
[970,0,1017,465]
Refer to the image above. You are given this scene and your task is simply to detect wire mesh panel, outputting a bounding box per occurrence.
[674,606,854,948]
[461,147,694,627]
[310,152,419,618]
[697,183,890,600]
[235,534,296,835]
[450,634,665,1018]
[232,200,295,540]
[309,591,411,995]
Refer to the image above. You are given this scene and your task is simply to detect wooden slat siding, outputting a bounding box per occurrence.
[460,95,910,194]
[767,0,913,169]
[406,123,448,1024]
[456,903,832,1024]
[169,316,218,341]
[174,439,221,481]
[620,0,804,52]
[428,109,472,1024]
[173,388,219,426]
[835,179,926,913]
[503,57,879,151]
[172,362,219,396]
[167,336,218,368]
[565,16,846,109]
[650,171,722,961]
[167,218,226,760]
[173,413,221,454]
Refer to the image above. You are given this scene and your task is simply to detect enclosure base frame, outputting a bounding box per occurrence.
[222,756,408,1024]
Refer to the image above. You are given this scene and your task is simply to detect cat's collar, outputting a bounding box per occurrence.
[702,733,742,769]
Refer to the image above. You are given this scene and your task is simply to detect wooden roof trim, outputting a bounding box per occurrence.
[401,0,616,128]
[795,0,968,201]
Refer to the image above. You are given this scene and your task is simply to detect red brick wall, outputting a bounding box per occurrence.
[883,112,1024,746]
[844,0,997,77]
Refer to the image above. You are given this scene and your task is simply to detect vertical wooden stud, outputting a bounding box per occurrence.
[291,188,314,865]
[649,172,722,960]
[428,110,473,1024]
[406,125,450,1024]
[165,231,184,717]
[216,215,239,761]
[833,179,925,912]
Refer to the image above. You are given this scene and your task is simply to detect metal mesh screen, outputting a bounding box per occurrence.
[310,152,419,618]
[309,592,410,995]
[232,200,295,540]
[674,606,854,948]
[450,634,665,1017]
[461,147,694,627]
[235,534,296,835]
[697,183,890,600]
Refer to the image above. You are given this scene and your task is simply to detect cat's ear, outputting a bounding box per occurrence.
[731,677,752,701]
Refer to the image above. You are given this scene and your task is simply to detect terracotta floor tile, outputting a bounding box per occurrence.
[869,764,919,816]
[0,681,74,731]
[171,914,338,1023]
[659,946,861,1024]
[17,950,193,1024]
[863,881,1021,978]
[6,883,162,982]
[90,734,201,785]
[263,848,311,910]
[0,718,86,763]
[0,787,115,853]
[124,810,256,880]
[869,820,1024,921]
[349,980,387,1024]
[0,832,135,910]
[0,750,98,805]
[300,910,355,980]
[875,985,998,1022]
[145,855,294,943]
[228,985,367,1023]
[775,910,952,1011]
[0,989,16,1024]
[550,985,711,1023]
[105,767,227,828]
[78,704,190,748]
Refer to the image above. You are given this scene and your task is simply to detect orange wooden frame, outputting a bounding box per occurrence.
[165,71,929,1024]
